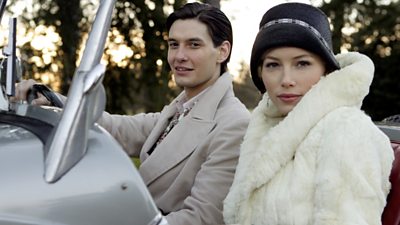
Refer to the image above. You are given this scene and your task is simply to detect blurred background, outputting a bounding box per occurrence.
[1,0,399,121]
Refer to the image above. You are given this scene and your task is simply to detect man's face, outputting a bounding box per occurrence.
[167,19,222,99]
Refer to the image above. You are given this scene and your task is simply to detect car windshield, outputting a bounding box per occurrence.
[0,123,36,142]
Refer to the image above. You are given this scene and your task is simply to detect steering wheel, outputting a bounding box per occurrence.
[27,84,64,108]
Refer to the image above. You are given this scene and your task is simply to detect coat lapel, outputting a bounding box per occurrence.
[140,103,177,157]
[139,117,215,185]
[139,73,233,186]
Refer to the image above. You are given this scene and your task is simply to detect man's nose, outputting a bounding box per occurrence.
[175,47,188,61]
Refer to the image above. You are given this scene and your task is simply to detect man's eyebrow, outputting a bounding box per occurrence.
[167,37,204,42]
[167,38,176,42]
[187,37,203,42]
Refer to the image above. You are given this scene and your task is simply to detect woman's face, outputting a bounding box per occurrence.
[260,47,326,116]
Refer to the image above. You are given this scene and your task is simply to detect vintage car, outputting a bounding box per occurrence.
[0,0,168,224]
[0,0,399,224]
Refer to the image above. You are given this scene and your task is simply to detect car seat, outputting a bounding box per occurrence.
[381,123,400,225]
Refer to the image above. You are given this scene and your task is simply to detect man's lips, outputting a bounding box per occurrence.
[175,66,193,71]
[174,66,193,76]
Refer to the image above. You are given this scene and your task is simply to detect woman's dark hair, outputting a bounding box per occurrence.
[166,2,233,75]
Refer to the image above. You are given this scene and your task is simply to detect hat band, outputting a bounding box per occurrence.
[260,18,334,55]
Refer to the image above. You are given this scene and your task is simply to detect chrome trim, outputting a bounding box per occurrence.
[376,123,400,142]
[44,0,115,183]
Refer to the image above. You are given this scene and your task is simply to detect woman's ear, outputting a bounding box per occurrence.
[217,40,231,63]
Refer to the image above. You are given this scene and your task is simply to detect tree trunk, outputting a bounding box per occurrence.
[202,0,220,8]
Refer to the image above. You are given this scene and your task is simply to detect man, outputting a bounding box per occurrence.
[17,3,250,225]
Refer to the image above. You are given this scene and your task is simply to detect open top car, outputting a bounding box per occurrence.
[0,0,167,224]
[0,0,399,224]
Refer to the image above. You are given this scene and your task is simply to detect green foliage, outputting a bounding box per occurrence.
[320,0,400,120]
[131,157,140,168]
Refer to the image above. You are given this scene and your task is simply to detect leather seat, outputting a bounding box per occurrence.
[382,141,400,225]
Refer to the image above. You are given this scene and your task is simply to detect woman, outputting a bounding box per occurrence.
[223,2,394,225]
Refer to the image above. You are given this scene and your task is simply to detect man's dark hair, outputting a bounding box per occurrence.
[166,2,233,75]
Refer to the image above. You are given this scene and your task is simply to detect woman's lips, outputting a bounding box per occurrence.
[277,94,301,103]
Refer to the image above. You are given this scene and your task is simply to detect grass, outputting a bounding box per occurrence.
[131,157,141,168]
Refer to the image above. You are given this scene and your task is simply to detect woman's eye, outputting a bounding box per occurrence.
[297,60,311,67]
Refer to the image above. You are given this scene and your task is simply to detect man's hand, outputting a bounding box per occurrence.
[13,79,51,106]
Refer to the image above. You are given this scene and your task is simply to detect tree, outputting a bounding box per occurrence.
[203,0,220,8]
[319,0,400,120]
[8,0,230,114]
[104,0,221,114]
[232,60,261,110]
[9,0,86,94]
[104,0,186,114]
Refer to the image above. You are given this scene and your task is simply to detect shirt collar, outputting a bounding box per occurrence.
[176,86,210,114]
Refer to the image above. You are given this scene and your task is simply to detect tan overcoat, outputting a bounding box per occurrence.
[99,73,250,225]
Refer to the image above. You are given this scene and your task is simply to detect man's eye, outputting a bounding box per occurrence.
[168,42,178,48]
[265,62,279,68]
[190,42,201,48]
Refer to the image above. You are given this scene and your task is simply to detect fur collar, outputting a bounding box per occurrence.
[224,52,375,223]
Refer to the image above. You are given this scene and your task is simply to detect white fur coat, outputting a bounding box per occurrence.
[223,52,394,225]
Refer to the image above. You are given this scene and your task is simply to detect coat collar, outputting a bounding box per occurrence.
[190,72,235,120]
[140,72,235,185]
[159,71,234,120]
[224,52,375,222]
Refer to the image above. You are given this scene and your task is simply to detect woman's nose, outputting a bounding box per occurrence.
[281,68,296,87]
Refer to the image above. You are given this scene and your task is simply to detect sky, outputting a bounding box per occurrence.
[219,0,311,76]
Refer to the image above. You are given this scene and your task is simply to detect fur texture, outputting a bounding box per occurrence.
[223,52,394,225]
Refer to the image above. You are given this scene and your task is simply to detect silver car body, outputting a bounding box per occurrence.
[0,109,164,225]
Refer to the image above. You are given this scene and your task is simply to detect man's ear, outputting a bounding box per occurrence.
[217,40,231,63]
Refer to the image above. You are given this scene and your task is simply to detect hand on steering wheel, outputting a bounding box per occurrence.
[14,79,63,107]
[27,84,63,108]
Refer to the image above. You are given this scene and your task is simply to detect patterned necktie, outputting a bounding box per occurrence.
[155,107,191,147]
